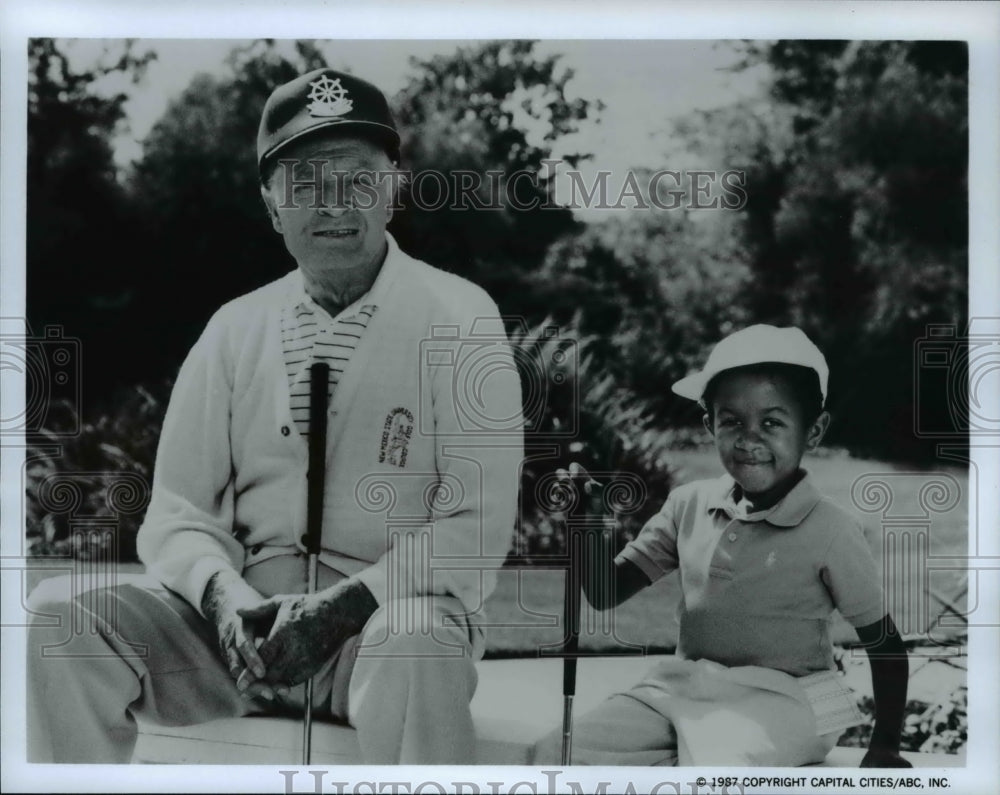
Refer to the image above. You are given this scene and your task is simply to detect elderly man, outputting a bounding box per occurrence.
[27,68,524,764]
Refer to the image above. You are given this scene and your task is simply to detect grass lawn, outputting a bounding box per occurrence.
[483,446,969,657]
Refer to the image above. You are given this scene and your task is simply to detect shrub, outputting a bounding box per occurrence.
[838,686,968,755]
[508,319,675,564]
[26,384,167,562]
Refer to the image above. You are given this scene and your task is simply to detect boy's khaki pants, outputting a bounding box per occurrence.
[26,561,480,764]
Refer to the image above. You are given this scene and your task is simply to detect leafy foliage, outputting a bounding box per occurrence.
[391,40,596,311]
[510,320,675,562]
[530,206,751,424]
[27,39,156,394]
[25,385,168,562]
[685,41,968,460]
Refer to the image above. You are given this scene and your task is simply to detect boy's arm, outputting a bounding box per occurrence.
[584,554,651,610]
[855,614,912,768]
[562,464,654,609]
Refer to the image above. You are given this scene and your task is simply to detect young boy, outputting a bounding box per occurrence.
[533,325,911,767]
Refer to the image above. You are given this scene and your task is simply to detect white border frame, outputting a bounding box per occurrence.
[2,2,998,793]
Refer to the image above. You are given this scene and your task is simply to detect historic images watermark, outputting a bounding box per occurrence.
[270,159,748,213]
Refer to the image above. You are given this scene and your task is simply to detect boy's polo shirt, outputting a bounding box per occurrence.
[618,473,886,676]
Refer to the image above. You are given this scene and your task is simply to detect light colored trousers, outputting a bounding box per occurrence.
[26,558,481,764]
[531,692,839,766]
[531,663,841,767]
[532,693,681,766]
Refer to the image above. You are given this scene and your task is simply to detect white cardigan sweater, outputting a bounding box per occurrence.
[137,236,524,616]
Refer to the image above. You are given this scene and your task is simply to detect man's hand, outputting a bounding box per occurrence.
[236,579,378,689]
[860,747,913,768]
[201,570,285,701]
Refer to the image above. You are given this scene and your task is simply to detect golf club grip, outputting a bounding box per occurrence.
[562,555,581,696]
[563,656,579,697]
[304,362,330,556]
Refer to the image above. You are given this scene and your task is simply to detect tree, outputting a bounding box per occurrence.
[126,41,329,378]
[391,40,598,312]
[533,206,750,420]
[26,38,155,400]
[685,41,968,460]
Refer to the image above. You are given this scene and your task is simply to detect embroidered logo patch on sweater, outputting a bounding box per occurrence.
[379,407,414,467]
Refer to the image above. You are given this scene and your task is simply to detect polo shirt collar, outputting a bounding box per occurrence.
[707,471,823,528]
[284,232,402,315]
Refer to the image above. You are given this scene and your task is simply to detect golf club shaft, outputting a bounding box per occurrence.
[560,476,584,765]
[302,362,330,765]
[561,694,575,765]
[302,553,319,763]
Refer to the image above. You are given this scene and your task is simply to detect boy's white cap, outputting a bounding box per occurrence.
[672,324,829,403]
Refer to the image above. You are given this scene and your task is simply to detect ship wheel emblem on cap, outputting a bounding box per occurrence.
[307,75,354,117]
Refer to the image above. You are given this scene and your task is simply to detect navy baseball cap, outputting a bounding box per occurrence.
[257,68,400,181]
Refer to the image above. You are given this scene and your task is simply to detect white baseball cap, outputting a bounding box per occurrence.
[672,324,829,403]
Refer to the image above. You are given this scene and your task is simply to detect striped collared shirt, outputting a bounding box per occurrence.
[280,280,378,438]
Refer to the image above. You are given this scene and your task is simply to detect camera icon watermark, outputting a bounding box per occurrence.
[914,318,1000,438]
[353,460,508,658]
[419,318,578,436]
[0,319,81,436]
[532,467,648,522]
[851,471,968,653]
